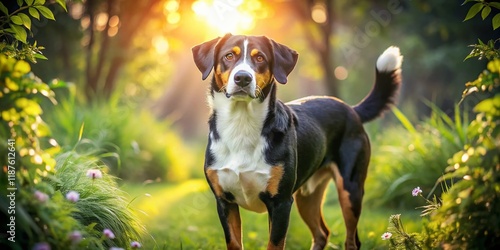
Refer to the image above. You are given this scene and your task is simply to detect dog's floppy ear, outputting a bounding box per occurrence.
[192,33,232,80]
[270,39,298,84]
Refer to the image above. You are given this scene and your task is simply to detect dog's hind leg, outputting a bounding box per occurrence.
[330,135,370,250]
[295,168,332,250]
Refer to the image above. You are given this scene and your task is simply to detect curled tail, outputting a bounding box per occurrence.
[353,46,403,123]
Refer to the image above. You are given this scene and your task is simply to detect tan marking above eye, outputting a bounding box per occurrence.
[232,46,241,55]
[250,49,259,57]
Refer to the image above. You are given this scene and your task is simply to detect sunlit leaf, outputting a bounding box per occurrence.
[14,60,31,74]
[55,0,67,11]
[16,0,23,7]
[29,7,40,20]
[34,53,47,60]
[493,13,500,30]
[18,13,31,30]
[26,0,35,6]
[9,24,27,43]
[464,3,484,21]
[35,121,50,137]
[5,77,20,91]
[11,15,23,25]
[0,2,9,15]
[474,94,500,115]
[34,0,46,5]
[34,6,55,20]
[481,6,491,20]
[23,101,42,115]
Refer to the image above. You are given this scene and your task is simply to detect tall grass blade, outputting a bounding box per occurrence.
[78,122,85,142]
[392,106,417,134]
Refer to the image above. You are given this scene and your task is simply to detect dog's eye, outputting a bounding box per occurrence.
[255,55,265,63]
[224,53,234,61]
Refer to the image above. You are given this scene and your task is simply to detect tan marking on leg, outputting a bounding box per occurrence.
[227,205,242,250]
[267,238,285,250]
[295,168,331,250]
[329,164,359,250]
[206,168,224,197]
[266,165,284,196]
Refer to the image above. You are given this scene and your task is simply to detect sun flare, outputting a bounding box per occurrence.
[191,0,263,35]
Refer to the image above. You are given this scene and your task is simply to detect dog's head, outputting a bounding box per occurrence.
[192,34,298,100]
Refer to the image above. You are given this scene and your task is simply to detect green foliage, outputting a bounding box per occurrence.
[423,57,500,249]
[463,0,500,29]
[383,18,500,248]
[0,0,66,62]
[384,214,423,250]
[365,104,466,208]
[51,149,145,249]
[43,95,200,182]
[0,54,63,171]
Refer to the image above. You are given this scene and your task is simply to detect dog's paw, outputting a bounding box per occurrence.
[376,46,403,72]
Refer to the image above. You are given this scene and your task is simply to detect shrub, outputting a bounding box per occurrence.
[1,2,146,248]
[365,104,467,208]
[43,96,199,182]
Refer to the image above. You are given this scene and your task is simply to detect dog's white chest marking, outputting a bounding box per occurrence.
[209,92,271,213]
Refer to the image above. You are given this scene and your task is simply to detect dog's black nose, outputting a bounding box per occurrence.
[234,71,253,87]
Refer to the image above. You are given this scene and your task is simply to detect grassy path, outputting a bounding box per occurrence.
[122,180,421,249]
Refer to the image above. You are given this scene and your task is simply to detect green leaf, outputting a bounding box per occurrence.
[461,0,477,6]
[464,3,484,21]
[34,0,46,5]
[0,2,9,15]
[28,7,40,20]
[9,24,27,44]
[55,0,67,12]
[481,6,491,20]
[33,53,47,60]
[16,0,23,7]
[10,15,23,25]
[26,0,34,6]
[490,2,500,9]
[34,6,55,20]
[493,13,500,30]
[474,94,500,114]
[18,13,31,30]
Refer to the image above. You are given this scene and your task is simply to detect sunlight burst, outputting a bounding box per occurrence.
[192,0,259,34]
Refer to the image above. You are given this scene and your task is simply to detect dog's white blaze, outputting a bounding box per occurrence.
[210,91,271,213]
[226,39,257,96]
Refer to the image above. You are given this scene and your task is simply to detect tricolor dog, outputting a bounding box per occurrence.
[192,34,402,250]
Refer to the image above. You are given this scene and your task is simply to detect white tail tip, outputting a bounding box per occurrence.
[376,46,403,72]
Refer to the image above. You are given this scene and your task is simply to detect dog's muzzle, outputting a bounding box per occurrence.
[225,70,257,99]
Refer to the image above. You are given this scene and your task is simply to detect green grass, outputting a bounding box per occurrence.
[122,180,422,250]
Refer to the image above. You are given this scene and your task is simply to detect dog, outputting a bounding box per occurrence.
[192,34,402,250]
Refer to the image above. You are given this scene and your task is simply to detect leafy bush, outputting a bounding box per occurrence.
[365,104,466,208]
[382,15,500,248]
[1,2,146,249]
[43,95,199,182]
[422,57,500,249]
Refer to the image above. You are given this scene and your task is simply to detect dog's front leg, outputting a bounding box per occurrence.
[260,194,294,250]
[216,198,243,250]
